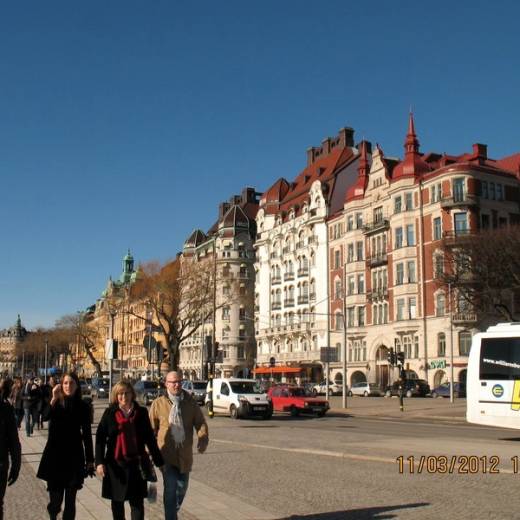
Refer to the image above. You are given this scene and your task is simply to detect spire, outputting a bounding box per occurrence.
[357,140,369,178]
[16,314,21,328]
[404,111,420,156]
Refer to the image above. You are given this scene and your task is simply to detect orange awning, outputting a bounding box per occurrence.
[253,366,302,374]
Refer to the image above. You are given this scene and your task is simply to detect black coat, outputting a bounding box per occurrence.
[0,401,21,475]
[37,398,94,489]
[95,404,163,501]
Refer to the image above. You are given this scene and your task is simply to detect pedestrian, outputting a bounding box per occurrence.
[95,380,163,520]
[149,370,209,520]
[39,377,55,428]
[36,372,94,520]
[22,378,36,436]
[8,378,24,429]
[0,379,21,520]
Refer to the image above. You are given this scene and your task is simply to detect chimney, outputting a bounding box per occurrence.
[219,202,231,219]
[241,187,257,204]
[472,143,488,162]
[338,127,355,148]
[356,141,372,154]
[321,137,332,155]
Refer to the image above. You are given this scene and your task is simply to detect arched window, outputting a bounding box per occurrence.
[436,293,445,316]
[438,333,446,357]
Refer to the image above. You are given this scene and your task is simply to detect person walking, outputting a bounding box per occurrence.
[37,372,94,520]
[8,378,24,429]
[149,370,209,520]
[0,379,21,520]
[95,380,163,520]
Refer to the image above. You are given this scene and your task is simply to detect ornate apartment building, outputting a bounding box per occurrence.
[254,127,360,382]
[0,315,28,375]
[179,187,259,379]
[328,114,520,389]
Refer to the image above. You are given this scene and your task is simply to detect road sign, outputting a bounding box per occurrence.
[320,347,338,363]
[143,335,157,350]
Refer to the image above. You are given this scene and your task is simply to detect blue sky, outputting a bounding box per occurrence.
[1,1,519,330]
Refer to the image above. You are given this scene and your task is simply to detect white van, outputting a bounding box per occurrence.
[205,378,273,419]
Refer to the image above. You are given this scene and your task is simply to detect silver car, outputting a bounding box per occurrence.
[348,382,382,397]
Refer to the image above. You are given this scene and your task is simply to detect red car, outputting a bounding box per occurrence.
[268,385,329,417]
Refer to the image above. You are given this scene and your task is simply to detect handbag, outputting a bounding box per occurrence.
[139,453,157,482]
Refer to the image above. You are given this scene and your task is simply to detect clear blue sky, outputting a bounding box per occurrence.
[1,1,519,330]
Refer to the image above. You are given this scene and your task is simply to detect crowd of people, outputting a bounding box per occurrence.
[0,370,209,520]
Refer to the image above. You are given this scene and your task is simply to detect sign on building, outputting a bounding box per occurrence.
[320,347,338,363]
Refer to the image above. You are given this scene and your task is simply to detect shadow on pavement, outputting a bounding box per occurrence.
[278,502,429,519]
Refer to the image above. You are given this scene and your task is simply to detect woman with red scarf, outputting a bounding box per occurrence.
[95,381,163,520]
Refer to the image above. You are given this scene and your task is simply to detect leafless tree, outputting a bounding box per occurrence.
[440,225,520,321]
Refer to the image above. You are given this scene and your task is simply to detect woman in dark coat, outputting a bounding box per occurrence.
[96,380,163,520]
[37,372,94,520]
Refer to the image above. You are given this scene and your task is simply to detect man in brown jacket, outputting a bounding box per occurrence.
[149,370,208,520]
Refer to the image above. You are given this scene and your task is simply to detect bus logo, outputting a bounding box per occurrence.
[492,384,504,398]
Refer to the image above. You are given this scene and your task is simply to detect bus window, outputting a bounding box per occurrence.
[480,337,520,380]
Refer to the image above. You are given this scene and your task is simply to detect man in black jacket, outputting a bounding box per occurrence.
[0,399,21,520]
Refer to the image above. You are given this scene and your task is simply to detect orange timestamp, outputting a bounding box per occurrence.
[396,455,511,474]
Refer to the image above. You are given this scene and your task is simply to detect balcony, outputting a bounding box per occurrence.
[284,298,295,308]
[282,246,291,255]
[272,302,282,310]
[367,287,388,302]
[367,253,388,268]
[271,276,282,285]
[297,295,309,305]
[440,194,478,209]
[363,218,390,236]
[284,272,295,281]
[297,267,309,277]
[442,230,475,245]
[452,312,478,324]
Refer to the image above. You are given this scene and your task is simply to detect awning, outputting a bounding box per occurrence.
[254,366,303,374]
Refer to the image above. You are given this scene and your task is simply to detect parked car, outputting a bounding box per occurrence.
[92,378,110,399]
[205,378,272,419]
[431,382,466,398]
[134,380,164,405]
[268,385,329,417]
[348,382,382,397]
[312,380,342,396]
[182,380,208,405]
[385,379,431,398]
[79,379,92,399]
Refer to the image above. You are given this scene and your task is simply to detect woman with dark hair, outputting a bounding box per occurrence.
[37,372,94,520]
[96,380,163,520]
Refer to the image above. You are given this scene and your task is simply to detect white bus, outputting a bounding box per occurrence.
[467,322,520,429]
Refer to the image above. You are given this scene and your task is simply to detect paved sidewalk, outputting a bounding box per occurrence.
[6,427,277,520]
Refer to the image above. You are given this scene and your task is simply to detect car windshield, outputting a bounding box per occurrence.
[229,381,263,394]
[369,384,379,389]
[289,388,306,397]
[192,382,207,390]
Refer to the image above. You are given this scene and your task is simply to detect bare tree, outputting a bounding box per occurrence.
[54,312,104,374]
[129,257,234,370]
[440,225,520,321]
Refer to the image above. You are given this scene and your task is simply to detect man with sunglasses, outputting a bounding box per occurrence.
[149,370,208,520]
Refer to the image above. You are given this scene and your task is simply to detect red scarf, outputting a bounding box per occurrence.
[114,408,139,462]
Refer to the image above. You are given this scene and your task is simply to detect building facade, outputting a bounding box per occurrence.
[179,187,259,379]
[328,115,520,389]
[0,315,28,375]
[254,128,360,382]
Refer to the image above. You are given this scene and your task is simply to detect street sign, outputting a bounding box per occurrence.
[320,347,338,363]
[143,335,157,350]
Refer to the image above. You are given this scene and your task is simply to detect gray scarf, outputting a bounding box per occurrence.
[167,391,185,447]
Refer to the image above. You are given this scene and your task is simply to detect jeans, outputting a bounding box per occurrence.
[111,498,144,520]
[48,487,78,520]
[23,409,33,436]
[162,465,190,520]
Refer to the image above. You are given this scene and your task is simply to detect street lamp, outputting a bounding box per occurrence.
[449,282,455,403]
[44,338,49,384]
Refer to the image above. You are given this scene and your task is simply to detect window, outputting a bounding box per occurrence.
[433,217,442,241]
[396,263,404,285]
[408,297,417,319]
[481,181,488,199]
[239,308,246,320]
[431,183,442,203]
[434,254,444,278]
[395,227,403,249]
[222,307,230,320]
[489,182,495,200]
[357,274,365,294]
[356,213,363,229]
[436,294,445,316]
[496,183,503,201]
[374,206,383,223]
[356,241,364,261]
[481,214,490,229]
[347,307,355,327]
[347,244,354,263]
[453,178,465,202]
[438,333,446,357]
[407,261,416,283]
[220,383,230,396]
[406,224,415,246]
[348,276,355,295]
[237,346,245,358]
[405,192,413,210]
[394,196,402,214]
[335,313,344,331]
[334,250,340,269]
[396,299,405,321]
[335,280,342,299]
[347,215,354,231]
[358,306,365,326]
[454,213,468,234]
[459,331,472,356]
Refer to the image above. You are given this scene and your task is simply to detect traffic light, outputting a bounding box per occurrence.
[397,351,405,365]
[387,348,395,366]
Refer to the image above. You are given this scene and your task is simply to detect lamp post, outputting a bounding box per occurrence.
[342,267,348,409]
[449,282,455,403]
[44,338,49,384]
